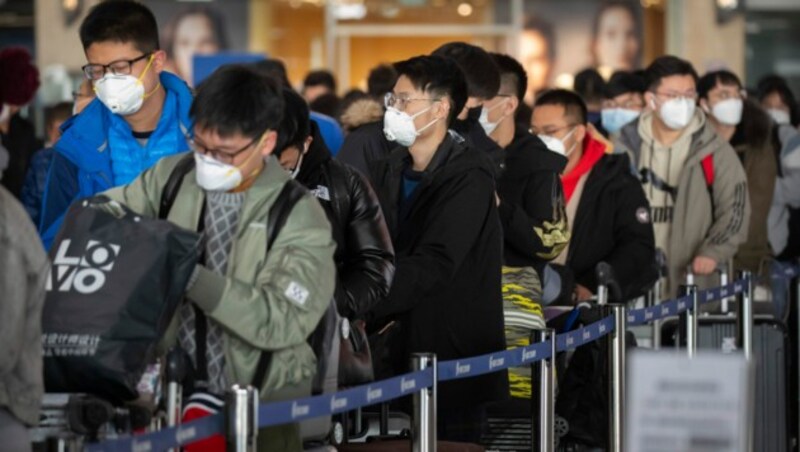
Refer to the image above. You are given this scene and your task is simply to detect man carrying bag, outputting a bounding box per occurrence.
[103,65,336,451]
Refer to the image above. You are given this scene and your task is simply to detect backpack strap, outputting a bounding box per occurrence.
[701,154,714,188]
[251,179,308,389]
[159,153,196,220]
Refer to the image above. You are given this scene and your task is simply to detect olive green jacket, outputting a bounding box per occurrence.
[105,153,336,402]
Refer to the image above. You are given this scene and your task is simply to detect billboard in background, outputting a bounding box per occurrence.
[143,0,249,87]
[521,0,643,100]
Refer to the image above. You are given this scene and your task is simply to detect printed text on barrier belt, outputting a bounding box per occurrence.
[626,279,748,327]
[773,264,800,280]
[86,411,223,452]
[438,315,616,381]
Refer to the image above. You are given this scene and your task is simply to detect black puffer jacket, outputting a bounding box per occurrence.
[296,124,395,319]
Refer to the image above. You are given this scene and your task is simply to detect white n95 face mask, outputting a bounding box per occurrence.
[538,127,577,157]
[479,98,509,136]
[93,55,158,116]
[654,97,695,130]
[383,106,439,147]
[767,108,791,126]
[709,98,743,126]
[194,152,244,192]
[194,137,265,192]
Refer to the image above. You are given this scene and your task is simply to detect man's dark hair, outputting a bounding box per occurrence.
[394,55,468,127]
[191,65,283,139]
[605,70,646,99]
[697,70,742,100]
[309,93,341,119]
[491,53,528,105]
[275,87,311,156]
[303,70,337,92]
[432,42,500,100]
[534,89,588,125]
[161,6,228,59]
[45,102,73,129]
[251,58,292,89]
[574,68,606,105]
[80,1,160,53]
[367,64,398,99]
[757,74,800,126]
[644,55,698,91]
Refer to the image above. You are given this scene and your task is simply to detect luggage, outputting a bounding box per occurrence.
[662,316,791,452]
[42,196,200,404]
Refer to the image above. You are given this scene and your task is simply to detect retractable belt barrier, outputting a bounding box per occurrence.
[87,265,800,451]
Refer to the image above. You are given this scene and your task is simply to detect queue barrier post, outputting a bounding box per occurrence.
[736,270,754,361]
[411,353,437,452]
[530,329,555,452]
[607,304,627,452]
[225,385,259,452]
[678,284,699,358]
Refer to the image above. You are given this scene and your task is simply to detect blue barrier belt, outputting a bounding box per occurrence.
[258,368,433,427]
[85,411,224,452]
[90,267,800,449]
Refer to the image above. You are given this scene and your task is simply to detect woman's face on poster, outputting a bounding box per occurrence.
[593,6,639,71]
[520,29,552,99]
[173,13,221,83]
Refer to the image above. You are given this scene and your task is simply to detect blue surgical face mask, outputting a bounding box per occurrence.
[601,108,641,134]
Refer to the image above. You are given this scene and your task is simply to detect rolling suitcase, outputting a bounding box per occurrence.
[662,316,791,452]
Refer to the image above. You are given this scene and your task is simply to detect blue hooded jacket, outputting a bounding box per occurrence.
[39,72,193,249]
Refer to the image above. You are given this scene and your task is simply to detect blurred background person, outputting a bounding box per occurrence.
[161,6,229,87]
[591,1,641,72]
[757,74,800,128]
[0,47,41,201]
[520,16,555,103]
[601,70,646,135]
[574,68,607,135]
[20,102,72,227]
[303,69,337,103]
[698,70,776,279]
[367,63,398,101]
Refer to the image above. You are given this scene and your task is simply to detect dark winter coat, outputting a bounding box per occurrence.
[368,133,508,410]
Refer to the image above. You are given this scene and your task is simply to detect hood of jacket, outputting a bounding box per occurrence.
[340,97,384,132]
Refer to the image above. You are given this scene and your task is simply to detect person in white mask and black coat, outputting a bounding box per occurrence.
[367,54,508,444]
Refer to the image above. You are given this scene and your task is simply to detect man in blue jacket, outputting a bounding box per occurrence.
[39,1,193,248]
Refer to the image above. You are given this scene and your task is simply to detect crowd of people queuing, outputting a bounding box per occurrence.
[1,1,800,450]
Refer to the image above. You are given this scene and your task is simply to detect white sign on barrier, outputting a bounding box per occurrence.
[627,351,752,452]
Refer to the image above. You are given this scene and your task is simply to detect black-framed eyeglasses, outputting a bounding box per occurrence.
[82,53,152,81]
[190,135,261,165]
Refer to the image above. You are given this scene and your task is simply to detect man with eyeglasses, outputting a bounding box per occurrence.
[615,56,750,296]
[532,89,655,303]
[601,70,647,135]
[368,54,507,443]
[103,65,336,451]
[39,1,194,249]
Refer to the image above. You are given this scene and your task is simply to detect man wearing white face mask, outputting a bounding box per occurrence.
[39,1,193,250]
[615,56,750,296]
[532,89,656,303]
[369,55,508,443]
[698,70,776,277]
[104,65,336,451]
